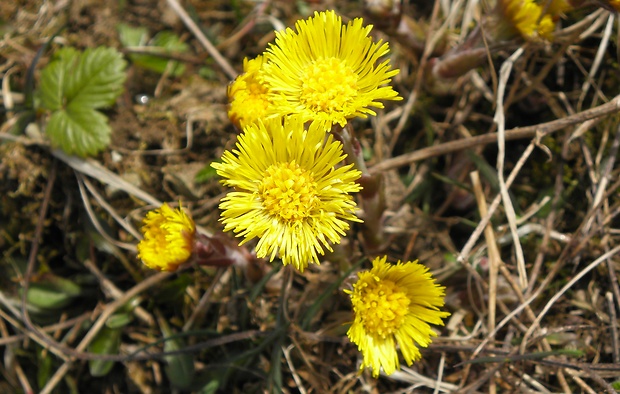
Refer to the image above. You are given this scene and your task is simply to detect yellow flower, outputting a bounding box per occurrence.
[498,0,555,40]
[345,256,450,377]
[544,0,572,16]
[137,203,196,271]
[211,115,362,271]
[227,55,271,130]
[261,10,401,132]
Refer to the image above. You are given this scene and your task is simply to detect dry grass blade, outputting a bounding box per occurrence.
[493,46,527,289]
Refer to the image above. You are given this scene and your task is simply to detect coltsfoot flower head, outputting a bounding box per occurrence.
[345,256,450,377]
[227,55,271,130]
[211,115,362,271]
[137,203,196,271]
[261,10,401,132]
[497,0,556,40]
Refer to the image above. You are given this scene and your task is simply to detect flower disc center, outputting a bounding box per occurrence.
[356,278,410,338]
[259,162,318,222]
[300,57,358,114]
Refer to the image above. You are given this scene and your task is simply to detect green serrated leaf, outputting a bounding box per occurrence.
[64,47,127,109]
[88,326,122,377]
[38,46,126,156]
[39,47,79,111]
[40,46,126,110]
[46,106,110,156]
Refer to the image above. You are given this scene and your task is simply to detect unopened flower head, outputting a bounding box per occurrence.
[345,256,450,377]
[261,10,401,132]
[211,115,362,271]
[137,203,196,271]
[227,55,271,130]
[497,0,555,40]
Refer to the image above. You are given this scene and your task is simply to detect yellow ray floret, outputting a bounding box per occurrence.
[211,115,362,271]
[261,10,401,132]
[227,55,271,130]
[137,203,196,271]
[499,0,556,40]
[345,256,450,377]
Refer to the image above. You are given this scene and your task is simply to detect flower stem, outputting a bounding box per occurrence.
[332,125,386,253]
[193,232,254,268]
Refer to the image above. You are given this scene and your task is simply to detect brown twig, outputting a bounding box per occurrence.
[166,0,237,80]
[216,0,271,50]
[606,292,619,364]
[388,0,443,153]
[20,160,58,348]
[369,94,620,174]
[39,270,173,394]
[470,171,500,344]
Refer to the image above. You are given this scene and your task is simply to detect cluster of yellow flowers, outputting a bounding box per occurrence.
[219,10,401,271]
[227,10,401,132]
[136,10,450,379]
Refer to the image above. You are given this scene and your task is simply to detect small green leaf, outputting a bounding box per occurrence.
[23,275,82,310]
[46,106,110,157]
[198,66,216,80]
[106,312,133,329]
[198,380,221,394]
[160,319,195,390]
[117,23,148,48]
[148,31,189,76]
[37,347,54,388]
[164,336,195,390]
[88,326,122,377]
[154,31,188,50]
[118,24,189,76]
[194,164,218,184]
